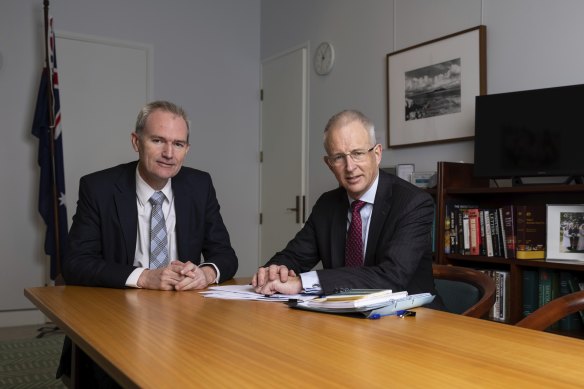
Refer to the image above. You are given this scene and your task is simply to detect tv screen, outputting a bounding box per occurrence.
[474,84,584,180]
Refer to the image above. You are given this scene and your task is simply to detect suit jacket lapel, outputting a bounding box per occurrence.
[114,162,139,265]
[331,189,350,268]
[172,170,191,260]
[365,170,392,266]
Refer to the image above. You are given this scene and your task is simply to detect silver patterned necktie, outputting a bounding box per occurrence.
[149,191,169,269]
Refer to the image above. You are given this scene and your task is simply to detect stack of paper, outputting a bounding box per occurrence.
[305,290,407,309]
[199,284,317,302]
[296,289,408,311]
[289,290,435,316]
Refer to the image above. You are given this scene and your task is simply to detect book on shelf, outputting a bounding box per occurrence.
[447,204,457,254]
[489,210,501,257]
[497,208,508,258]
[491,270,510,322]
[560,272,583,330]
[444,204,451,254]
[462,209,471,255]
[500,205,516,259]
[468,208,480,255]
[522,269,539,317]
[478,209,487,256]
[483,209,494,257]
[538,269,560,330]
[444,203,454,254]
[516,205,546,260]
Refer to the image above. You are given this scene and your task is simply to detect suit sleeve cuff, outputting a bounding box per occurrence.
[126,268,146,288]
[300,271,322,294]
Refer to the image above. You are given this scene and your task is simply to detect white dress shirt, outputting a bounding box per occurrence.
[126,169,219,287]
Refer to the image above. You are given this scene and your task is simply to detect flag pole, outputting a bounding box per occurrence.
[43,0,63,281]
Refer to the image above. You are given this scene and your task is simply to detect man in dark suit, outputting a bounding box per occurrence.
[58,100,237,386]
[252,109,440,307]
[63,100,237,289]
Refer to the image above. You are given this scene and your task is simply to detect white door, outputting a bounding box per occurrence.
[260,47,308,264]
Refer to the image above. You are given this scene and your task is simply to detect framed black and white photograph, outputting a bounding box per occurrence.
[386,25,486,148]
[546,204,584,262]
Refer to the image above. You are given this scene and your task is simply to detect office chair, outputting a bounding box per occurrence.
[432,264,496,318]
[515,290,584,331]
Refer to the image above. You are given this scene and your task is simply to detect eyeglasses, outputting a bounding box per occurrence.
[326,146,376,166]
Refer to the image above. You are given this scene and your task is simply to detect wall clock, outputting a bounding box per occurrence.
[314,42,335,75]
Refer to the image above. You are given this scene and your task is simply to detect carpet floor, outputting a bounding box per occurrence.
[0,333,66,388]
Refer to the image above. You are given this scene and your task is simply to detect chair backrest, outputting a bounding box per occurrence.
[432,264,496,318]
[515,290,584,331]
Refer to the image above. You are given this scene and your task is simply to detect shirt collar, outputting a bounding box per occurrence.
[135,167,172,206]
[347,172,379,206]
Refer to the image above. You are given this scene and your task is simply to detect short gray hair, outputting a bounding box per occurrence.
[135,100,190,141]
[323,109,376,153]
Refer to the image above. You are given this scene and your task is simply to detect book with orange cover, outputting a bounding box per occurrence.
[467,208,480,255]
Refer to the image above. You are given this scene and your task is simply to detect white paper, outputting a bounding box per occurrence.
[199,284,317,302]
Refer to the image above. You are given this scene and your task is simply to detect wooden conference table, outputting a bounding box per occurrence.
[25,281,584,388]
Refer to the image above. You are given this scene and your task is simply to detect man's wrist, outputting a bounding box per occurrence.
[200,266,217,285]
[137,269,149,288]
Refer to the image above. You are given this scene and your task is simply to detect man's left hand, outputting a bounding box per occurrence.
[254,276,302,295]
[173,260,216,290]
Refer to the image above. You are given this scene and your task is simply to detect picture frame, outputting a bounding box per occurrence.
[546,204,584,262]
[410,171,436,189]
[396,163,415,182]
[386,25,486,148]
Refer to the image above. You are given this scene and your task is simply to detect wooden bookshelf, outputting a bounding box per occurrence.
[433,161,584,332]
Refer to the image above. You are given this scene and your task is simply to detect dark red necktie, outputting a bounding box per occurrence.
[345,200,366,267]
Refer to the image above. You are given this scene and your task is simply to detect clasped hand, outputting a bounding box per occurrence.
[251,264,302,295]
[138,260,214,291]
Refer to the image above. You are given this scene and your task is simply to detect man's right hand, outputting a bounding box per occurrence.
[251,264,296,289]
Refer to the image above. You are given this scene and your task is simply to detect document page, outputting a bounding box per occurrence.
[200,284,317,302]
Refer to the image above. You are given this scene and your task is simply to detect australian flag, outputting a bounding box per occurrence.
[31,16,68,281]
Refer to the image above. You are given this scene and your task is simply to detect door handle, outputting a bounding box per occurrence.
[286,195,301,223]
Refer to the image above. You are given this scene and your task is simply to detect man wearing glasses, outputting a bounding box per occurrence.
[253,109,440,306]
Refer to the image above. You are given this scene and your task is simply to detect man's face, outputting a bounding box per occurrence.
[131,109,190,190]
[323,120,381,199]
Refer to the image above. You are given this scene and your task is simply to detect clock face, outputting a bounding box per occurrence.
[314,42,335,75]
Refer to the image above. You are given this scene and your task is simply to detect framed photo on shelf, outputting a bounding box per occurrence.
[546,204,584,262]
[396,163,415,182]
[410,171,436,188]
[386,25,486,148]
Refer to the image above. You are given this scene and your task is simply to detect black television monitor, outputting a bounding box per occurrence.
[474,84,584,183]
